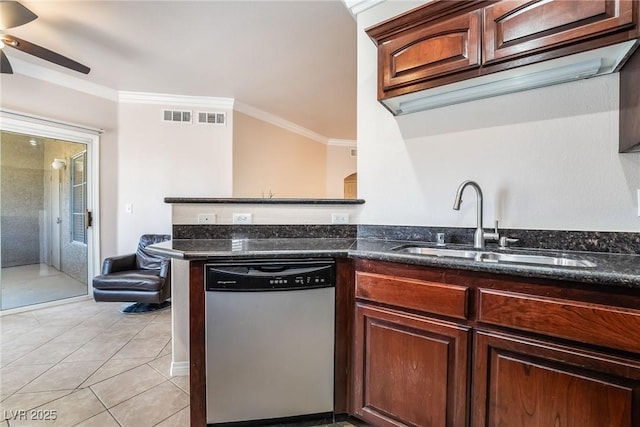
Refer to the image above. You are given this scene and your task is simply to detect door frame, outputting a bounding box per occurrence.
[0,109,102,314]
[50,167,61,270]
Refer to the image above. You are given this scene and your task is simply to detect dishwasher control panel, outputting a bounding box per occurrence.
[205,258,335,291]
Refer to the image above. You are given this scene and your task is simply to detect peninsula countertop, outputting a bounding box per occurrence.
[147,238,640,289]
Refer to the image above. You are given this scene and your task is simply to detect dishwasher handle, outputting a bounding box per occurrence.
[251,265,289,273]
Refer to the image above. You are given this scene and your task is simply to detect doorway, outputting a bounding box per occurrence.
[0,112,100,313]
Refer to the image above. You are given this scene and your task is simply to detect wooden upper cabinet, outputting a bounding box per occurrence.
[378,11,482,95]
[367,0,640,111]
[484,0,636,64]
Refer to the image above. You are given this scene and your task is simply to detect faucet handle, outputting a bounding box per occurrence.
[484,220,500,242]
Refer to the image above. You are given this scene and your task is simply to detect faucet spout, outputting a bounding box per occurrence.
[453,180,488,249]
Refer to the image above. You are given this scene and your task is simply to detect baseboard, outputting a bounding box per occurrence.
[171,361,190,377]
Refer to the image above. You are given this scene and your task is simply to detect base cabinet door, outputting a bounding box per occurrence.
[472,330,640,427]
[353,302,470,427]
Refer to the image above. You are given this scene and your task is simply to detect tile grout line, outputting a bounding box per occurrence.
[151,400,190,427]
[81,386,124,427]
[72,312,171,394]
[85,329,175,422]
[5,307,128,397]
[102,378,187,425]
[4,304,121,369]
[1,301,175,426]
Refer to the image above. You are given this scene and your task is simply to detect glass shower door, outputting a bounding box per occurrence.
[0,130,89,311]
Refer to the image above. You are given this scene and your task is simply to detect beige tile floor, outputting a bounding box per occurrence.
[0,298,187,427]
[1,299,359,427]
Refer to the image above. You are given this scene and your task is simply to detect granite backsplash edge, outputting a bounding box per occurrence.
[172,224,640,255]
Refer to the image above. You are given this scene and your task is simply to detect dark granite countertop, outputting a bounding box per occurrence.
[148,238,355,259]
[350,239,640,288]
[148,237,640,289]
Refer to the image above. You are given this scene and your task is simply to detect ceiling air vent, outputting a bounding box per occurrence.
[350,148,357,157]
[198,112,226,126]
[163,109,192,123]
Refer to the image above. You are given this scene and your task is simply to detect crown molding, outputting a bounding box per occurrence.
[328,139,357,147]
[119,91,234,109]
[10,57,337,144]
[343,0,386,16]
[9,56,119,102]
[234,101,329,145]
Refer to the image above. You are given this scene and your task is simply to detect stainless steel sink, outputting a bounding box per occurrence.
[397,246,480,259]
[478,252,596,267]
[393,246,596,268]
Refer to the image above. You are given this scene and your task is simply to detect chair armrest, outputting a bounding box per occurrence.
[159,258,171,279]
[102,253,137,274]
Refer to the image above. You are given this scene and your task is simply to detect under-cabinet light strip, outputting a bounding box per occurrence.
[399,58,603,114]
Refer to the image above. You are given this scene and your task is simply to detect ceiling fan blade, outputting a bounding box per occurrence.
[1,50,13,74]
[5,35,90,74]
[0,1,37,30]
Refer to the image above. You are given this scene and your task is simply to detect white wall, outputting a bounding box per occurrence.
[357,1,640,232]
[117,102,233,252]
[173,203,362,225]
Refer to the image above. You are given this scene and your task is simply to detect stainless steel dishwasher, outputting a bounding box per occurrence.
[204,258,335,425]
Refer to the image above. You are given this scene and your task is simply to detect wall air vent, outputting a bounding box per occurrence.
[163,109,192,123]
[198,112,226,125]
[350,148,357,157]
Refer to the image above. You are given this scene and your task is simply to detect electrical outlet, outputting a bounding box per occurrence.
[233,213,253,224]
[331,213,350,224]
[198,213,216,224]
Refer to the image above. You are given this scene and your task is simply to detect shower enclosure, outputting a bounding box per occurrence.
[1,130,89,311]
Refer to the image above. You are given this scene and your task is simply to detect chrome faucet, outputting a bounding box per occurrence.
[453,180,499,249]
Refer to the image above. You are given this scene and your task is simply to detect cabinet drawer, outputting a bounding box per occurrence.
[483,0,635,64]
[478,288,640,353]
[379,10,482,95]
[355,271,468,319]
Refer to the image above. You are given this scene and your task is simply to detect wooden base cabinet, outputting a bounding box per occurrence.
[472,330,640,427]
[351,259,640,427]
[352,303,470,427]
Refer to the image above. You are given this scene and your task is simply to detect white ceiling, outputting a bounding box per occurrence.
[5,1,358,140]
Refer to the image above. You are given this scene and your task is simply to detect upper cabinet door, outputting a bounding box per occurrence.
[484,0,636,64]
[379,10,482,95]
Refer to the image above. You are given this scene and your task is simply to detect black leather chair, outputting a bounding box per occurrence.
[93,234,172,313]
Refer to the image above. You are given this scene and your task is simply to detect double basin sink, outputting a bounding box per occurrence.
[394,245,596,268]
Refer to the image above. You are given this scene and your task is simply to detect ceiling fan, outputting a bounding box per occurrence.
[0,0,90,74]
